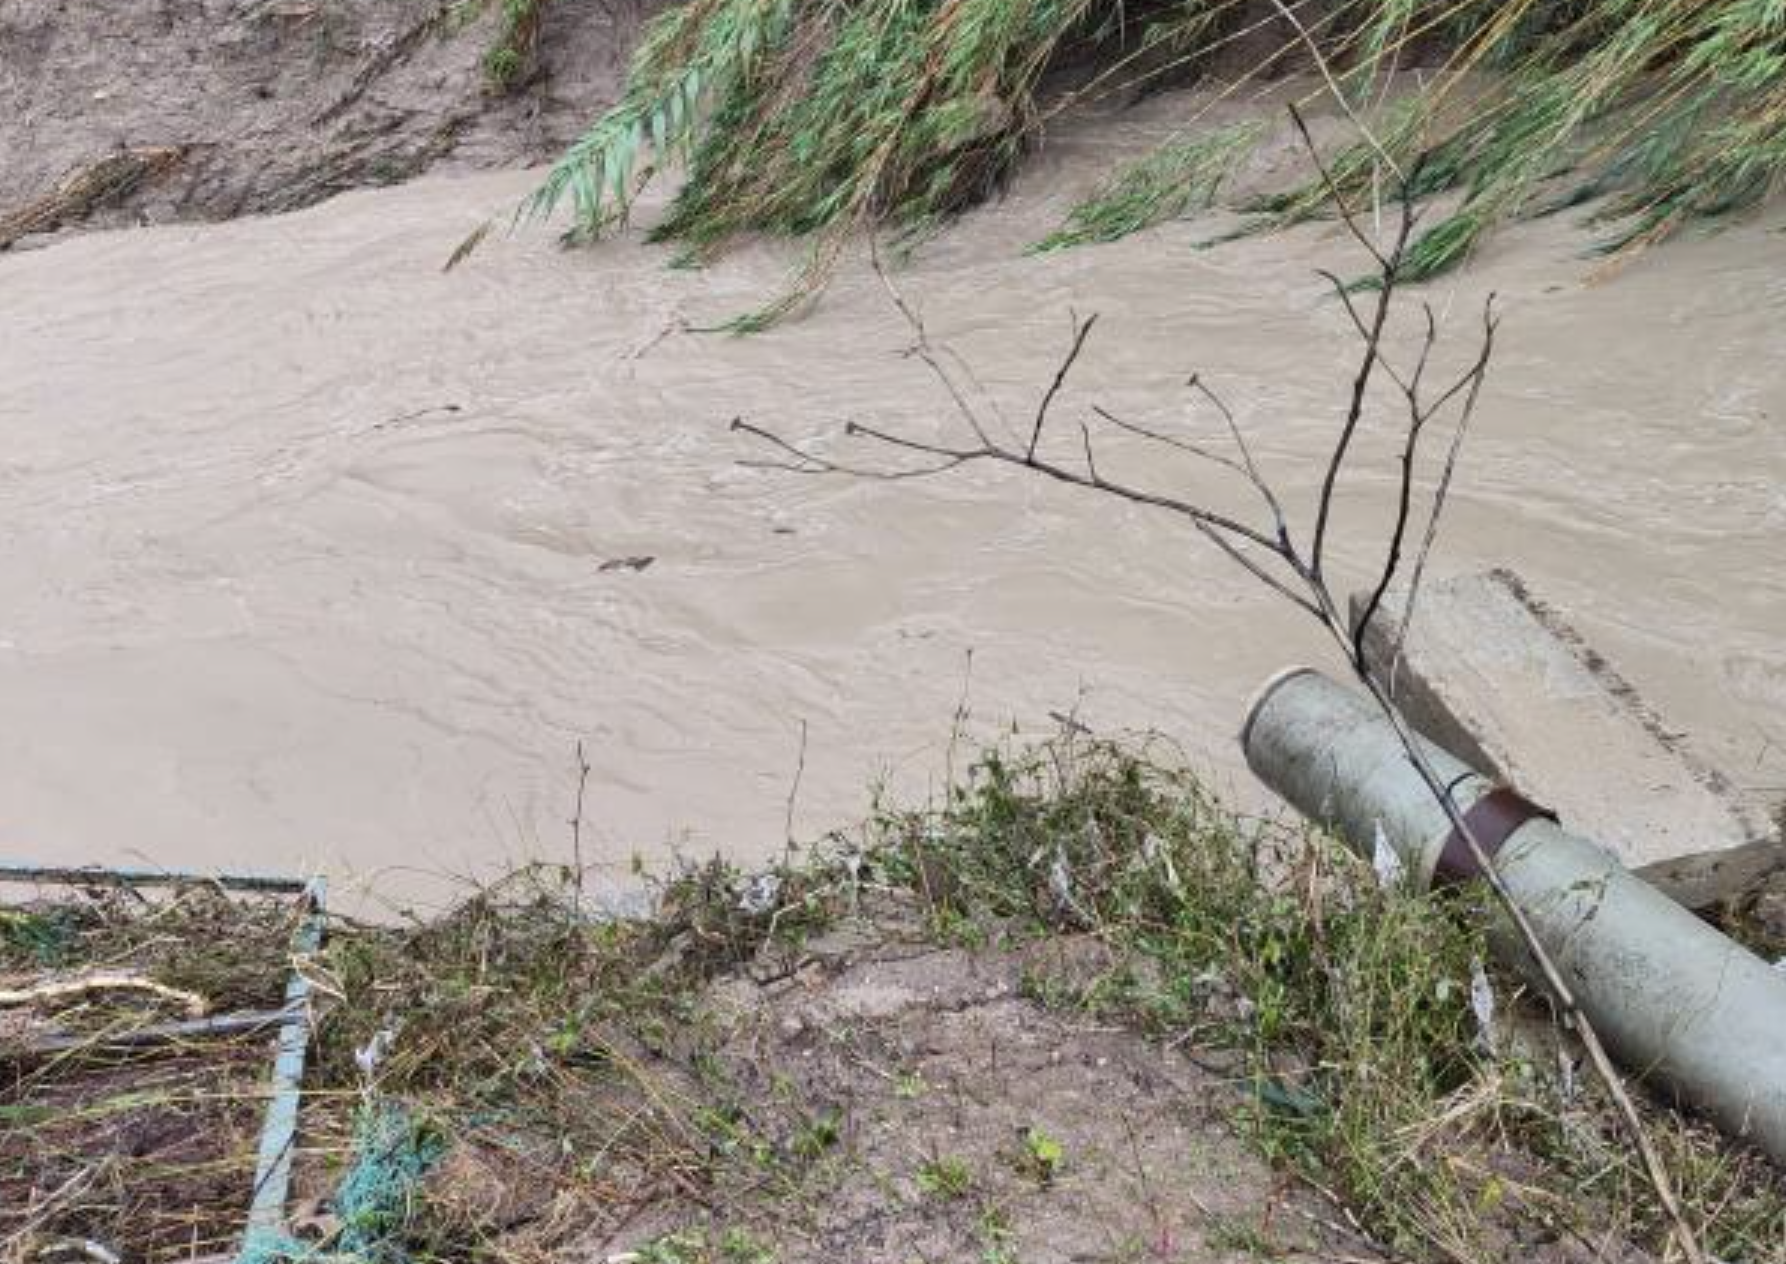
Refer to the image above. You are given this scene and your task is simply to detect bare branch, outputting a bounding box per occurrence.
[1189,373,1292,542]
[1191,522,1324,619]
[1286,103,1393,272]
[871,238,997,447]
[1353,315,1449,668]
[1091,404,1253,479]
[843,419,983,464]
[1418,322,1500,421]
[1316,269,1412,396]
[1310,195,1412,581]
[1028,311,1100,461]
[1408,302,1439,401]
[731,416,969,480]
[1078,420,1100,483]
[731,417,840,471]
[734,103,1707,1264]
[1390,297,1498,692]
[850,415,1291,554]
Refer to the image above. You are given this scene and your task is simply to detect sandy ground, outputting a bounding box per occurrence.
[584,928,1370,1263]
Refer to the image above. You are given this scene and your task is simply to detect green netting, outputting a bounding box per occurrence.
[238,1101,446,1264]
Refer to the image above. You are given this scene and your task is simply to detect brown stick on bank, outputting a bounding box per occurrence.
[731,111,1710,1264]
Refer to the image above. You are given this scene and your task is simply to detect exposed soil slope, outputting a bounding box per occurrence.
[0,0,644,245]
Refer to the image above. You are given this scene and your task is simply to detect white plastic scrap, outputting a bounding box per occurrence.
[1775,956,1786,975]
[1143,832,1182,888]
[1372,822,1406,889]
[354,1026,398,1079]
[1469,958,1498,1056]
[1557,1046,1579,1102]
[1048,849,1076,910]
[737,872,782,916]
[39,1240,121,1264]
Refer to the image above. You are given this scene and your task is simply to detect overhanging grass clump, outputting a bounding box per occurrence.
[480,0,556,91]
[1030,117,1266,251]
[1243,0,1786,279]
[524,0,1786,323]
[525,0,1111,327]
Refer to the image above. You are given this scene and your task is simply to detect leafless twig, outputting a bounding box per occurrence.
[1030,312,1099,460]
[569,740,592,900]
[784,718,808,853]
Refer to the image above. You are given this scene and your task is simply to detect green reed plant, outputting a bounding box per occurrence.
[508,0,1786,324]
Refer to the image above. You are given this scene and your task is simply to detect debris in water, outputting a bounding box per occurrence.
[0,147,184,250]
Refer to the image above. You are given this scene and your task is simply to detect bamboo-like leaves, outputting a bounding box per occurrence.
[509,0,1786,320]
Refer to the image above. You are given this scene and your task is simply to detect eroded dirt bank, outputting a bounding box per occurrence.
[1,87,1783,899]
[0,0,643,246]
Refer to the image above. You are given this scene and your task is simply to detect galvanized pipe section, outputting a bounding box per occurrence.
[242,877,328,1254]
[1242,667,1786,1164]
[0,861,310,893]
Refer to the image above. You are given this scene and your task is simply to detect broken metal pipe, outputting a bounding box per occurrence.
[1241,666,1786,1164]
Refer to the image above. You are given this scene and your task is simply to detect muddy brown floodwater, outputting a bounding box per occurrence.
[2,94,1783,911]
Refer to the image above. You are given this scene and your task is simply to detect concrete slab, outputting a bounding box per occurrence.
[1351,568,1781,909]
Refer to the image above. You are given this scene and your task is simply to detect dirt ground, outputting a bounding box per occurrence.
[580,939,1353,1263]
[1,1041,270,1261]
[9,882,1734,1264]
[492,918,1453,1264]
[0,0,649,245]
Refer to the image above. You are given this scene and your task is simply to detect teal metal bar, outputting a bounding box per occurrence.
[0,861,308,893]
[0,859,327,1259]
[25,1004,301,1055]
[241,877,328,1252]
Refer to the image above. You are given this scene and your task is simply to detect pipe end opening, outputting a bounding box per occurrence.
[1239,665,1324,758]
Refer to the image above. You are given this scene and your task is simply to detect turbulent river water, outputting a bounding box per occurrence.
[4,98,1783,910]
